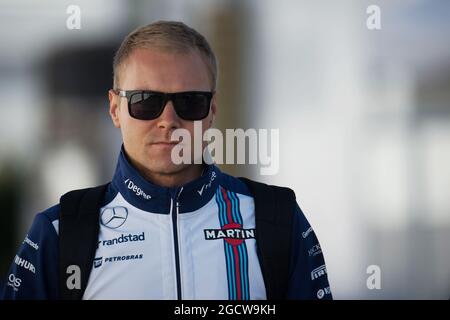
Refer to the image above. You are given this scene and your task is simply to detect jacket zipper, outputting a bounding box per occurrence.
[171,187,183,300]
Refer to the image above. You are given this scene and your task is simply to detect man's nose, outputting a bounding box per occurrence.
[156,100,181,129]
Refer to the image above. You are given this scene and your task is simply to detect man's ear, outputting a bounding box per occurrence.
[109,89,121,128]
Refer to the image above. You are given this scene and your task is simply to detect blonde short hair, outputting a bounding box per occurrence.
[113,20,218,90]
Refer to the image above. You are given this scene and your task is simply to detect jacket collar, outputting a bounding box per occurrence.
[111,146,220,214]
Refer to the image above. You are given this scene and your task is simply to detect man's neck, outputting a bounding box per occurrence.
[143,166,204,188]
[127,157,204,188]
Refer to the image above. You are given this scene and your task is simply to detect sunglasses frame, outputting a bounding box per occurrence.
[113,89,214,121]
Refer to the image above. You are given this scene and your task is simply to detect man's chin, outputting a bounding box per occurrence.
[140,150,196,176]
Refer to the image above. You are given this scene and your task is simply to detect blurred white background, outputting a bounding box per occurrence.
[0,0,449,299]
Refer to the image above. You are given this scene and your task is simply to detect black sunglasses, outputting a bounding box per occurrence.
[114,89,213,121]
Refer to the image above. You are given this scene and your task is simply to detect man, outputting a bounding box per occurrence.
[1,21,332,300]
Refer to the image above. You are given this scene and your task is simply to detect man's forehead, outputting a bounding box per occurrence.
[117,47,212,91]
[123,47,199,68]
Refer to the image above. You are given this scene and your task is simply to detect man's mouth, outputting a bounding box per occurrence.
[149,141,180,149]
[151,141,179,145]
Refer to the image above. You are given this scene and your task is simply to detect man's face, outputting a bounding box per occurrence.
[109,48,216,178]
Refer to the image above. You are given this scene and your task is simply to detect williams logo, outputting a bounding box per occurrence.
[101,206,128,229]
[204,223,255,246]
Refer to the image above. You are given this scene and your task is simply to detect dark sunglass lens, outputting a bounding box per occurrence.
[129,92,164,120]
[174,93,210,120]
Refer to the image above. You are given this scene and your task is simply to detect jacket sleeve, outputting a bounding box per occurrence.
[1,209,59,300]
[286,204,333,300]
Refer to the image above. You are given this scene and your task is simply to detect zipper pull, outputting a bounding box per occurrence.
[175,187,183,211]
[176,187,184,200]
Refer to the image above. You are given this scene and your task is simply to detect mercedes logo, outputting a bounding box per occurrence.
[100,207,128,229]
